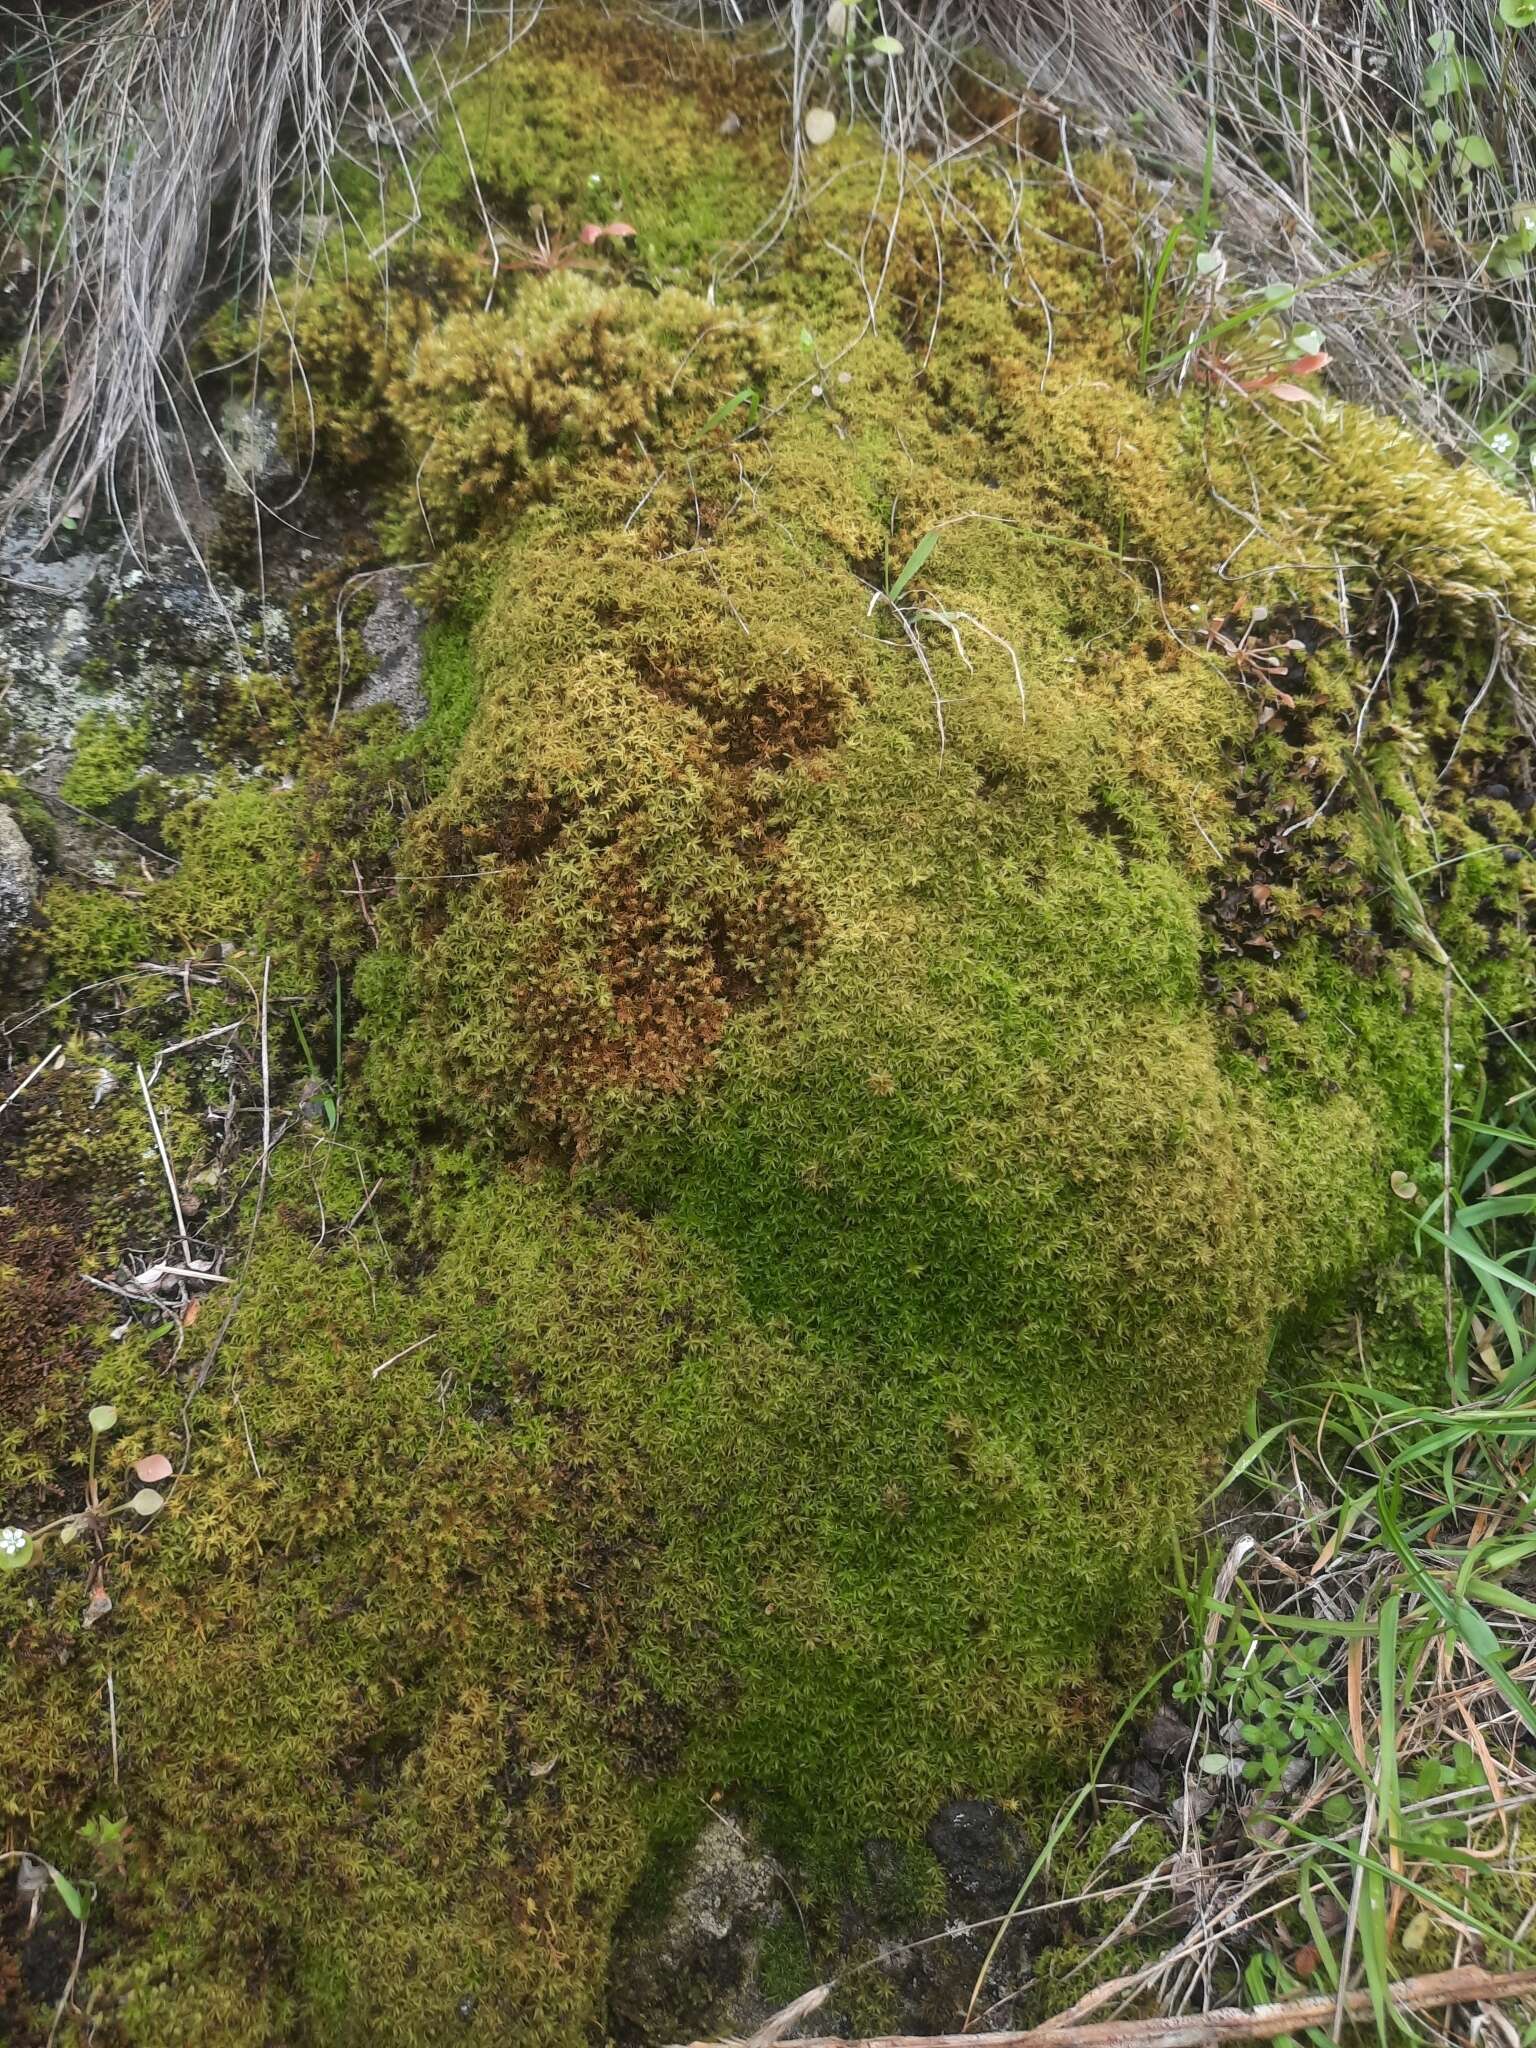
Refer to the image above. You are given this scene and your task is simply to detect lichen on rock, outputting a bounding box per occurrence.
[0,803,39,961]
[3,7,1536,2043]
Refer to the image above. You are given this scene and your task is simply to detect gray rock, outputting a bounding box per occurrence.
[1139,1704,1194,1763]
[0,805,39,959]
[925,1799,1033,1918]
[217,395,289,496]
[351,571,428,728]
[0,510,289,767]
[1170,1784,1216,1831]
[608,1814,784,2043]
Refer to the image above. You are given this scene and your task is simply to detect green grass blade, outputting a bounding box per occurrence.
[888,529,939,603]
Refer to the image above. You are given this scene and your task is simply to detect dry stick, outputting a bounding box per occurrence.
[146,1018,241,1086]
[683,1965,1536,2048]
[45,1904,88,2048]
[136,1061,192,1264]
[371,1332,437,1380]
[258,955,272,1201]
[1442,958,1457,1390]
[1,1042,63,1115]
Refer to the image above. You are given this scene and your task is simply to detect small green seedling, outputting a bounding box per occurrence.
[825,2,903,59]
[696,386,760,440]
[291,988,341,1131]
[79,1813,133,1877]
[887,530,938,604]
[0,1406,174,1575]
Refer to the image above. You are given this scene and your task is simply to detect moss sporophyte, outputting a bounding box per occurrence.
[6,6,1536,2041]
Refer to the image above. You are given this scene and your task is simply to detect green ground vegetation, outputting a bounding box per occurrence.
[5,8,1536,2041]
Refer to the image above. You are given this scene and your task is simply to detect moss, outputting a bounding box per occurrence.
[40,884,150,987]
[415,620,480,765]
[148,776,308,961]
[8,7,1536,2041]
[0,776,59,870]
[1272,403,1536,664]
[58,710,149,815]
[409,7,784,279]
[0,1062,164,1501]
[1006,1808,1170,2027]
[383,276,769,557]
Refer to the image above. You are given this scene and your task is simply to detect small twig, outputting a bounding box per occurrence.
[45,1901,89,2048]
[352,858,380,945]
[624,467,666,530]
[1,1042,63,1115]
[136,1062,192,1264]
[145,1019,240,1088]
[1443,959,1457,1390]
[371,1332,438,1380]
[338,1176,384,1240]
[681,1966,1536,2048]
[258,955,272,1203]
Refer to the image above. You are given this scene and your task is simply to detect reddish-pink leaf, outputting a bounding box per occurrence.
[134,1453,174,1484]
[579,221,636,244]
[1238,349,1331,397]
[1265,381,1324,405]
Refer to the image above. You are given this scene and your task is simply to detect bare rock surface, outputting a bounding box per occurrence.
[351,570,428,726]
[0,805,39,958]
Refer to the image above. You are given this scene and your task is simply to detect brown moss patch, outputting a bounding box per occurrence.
[366,524,871,1153]
[0,1070,137,1472]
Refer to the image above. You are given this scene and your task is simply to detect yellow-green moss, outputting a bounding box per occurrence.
[40,883,150,987]
[10,7,1536,2042]
[58,710,149,814]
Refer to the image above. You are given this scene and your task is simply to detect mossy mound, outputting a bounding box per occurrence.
[5,7,1536,2042]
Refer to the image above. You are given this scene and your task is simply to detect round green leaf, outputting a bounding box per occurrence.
[130,1488,165,1517]
[88,1405,118,1434]
[0,1528,34,1571]
[869,33,903,55]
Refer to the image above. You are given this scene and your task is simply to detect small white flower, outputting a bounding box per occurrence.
[1491,429,1517,457]
[0,1526,27,1556]
[1521,212,1536,233]
[588,172,602,186]
[811,383,823,397]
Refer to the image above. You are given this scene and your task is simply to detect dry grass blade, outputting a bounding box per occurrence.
[0,0,536,553]
[674,0,1536,459]
[673,1966,1536,2048]
[6,0,1531,553]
